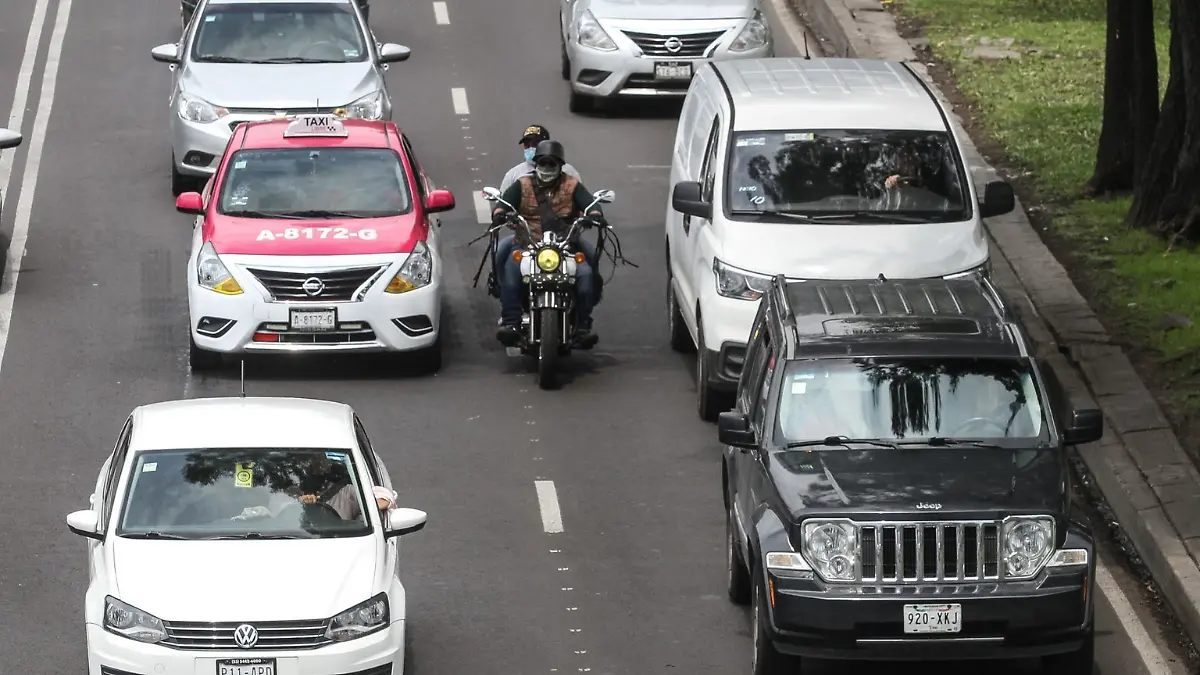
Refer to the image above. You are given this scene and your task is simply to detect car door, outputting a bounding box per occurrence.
[678,114,721,330]
[731,314,770,550]
[354,416,400,579]
[746,330,779,520]
[90,417,133,581]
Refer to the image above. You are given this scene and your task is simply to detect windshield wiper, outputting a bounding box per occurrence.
[121,531,189,539]
[204,532,310,540]
[258,57,345,63]
[196,55,257,63]
[894,437,1004,449]
[784,436,899,450]
[272,209,370,219]
[804,211,941,224]
[731,209,814,221]
[223,210,305,220]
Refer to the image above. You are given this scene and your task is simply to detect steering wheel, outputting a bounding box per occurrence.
[298,41,345,60]
[951,417,1007,437]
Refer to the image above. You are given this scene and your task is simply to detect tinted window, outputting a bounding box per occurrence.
[218,148,412,217]
[191,2,367,63]
[726,129,969,221]
[116,447,372,539]
[775,357,1045,443]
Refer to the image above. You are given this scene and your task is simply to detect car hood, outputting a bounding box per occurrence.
[768,446,1063,518]
[111,537,378,621]
[585,0,755,20]
[180,62,380,110]
[204,214,425,256]
[716,220,987,279]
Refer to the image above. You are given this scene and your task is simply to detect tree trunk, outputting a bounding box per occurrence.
[1086,0,1159,196]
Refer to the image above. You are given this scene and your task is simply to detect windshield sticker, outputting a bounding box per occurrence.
[204,15,216,21]
[233,160,247,170]
[793,372,816,379]
[736,136,767,147]
[142,462,157,473]
[326,452,347,461]
[344,49,360,58]
[252,12,265,21]
[737,185,757,192]
[785,133,815,142]
[791,382,807,394]
[256,227,378,241]
[234,464,254,488]
[749,195,765,205]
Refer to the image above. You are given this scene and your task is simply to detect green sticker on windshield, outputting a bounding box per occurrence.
[234,464,253,488]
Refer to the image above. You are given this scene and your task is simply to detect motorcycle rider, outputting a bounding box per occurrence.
[500,124,580,192]
[491,139,604,349]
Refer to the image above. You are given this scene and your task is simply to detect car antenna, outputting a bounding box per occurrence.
[803,33,811,60]
[239,358,246,398]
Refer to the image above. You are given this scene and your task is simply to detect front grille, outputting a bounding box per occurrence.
[161,618,331,650]
[255,322,378,344]
[858,521,1001,583]
[247,266,386,302]
[621,30,726,57]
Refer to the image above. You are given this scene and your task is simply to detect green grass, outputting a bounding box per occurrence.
[893,0,1200,382]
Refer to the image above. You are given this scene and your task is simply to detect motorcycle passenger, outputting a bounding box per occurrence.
[491,139,604,349]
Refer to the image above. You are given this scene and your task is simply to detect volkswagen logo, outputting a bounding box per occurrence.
[301,276,325,296]
[233,624,259,649]
[664,36,683,53]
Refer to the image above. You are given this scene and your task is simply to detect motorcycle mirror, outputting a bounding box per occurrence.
[594,189,614,203]
[482,187,501,201]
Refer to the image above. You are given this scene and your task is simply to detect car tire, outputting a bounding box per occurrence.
[560,40,570,80]
[726,507,752,605]
[189,336,223,372]
[751,569,802,675]
[171,155,193,197]
[1040,628,1094,675]
[667,269,695,353]
[416,334,443,375]
[568,90,591,114]
[696,321,725,421]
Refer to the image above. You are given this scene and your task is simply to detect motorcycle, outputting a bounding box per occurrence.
[479,186,614,390]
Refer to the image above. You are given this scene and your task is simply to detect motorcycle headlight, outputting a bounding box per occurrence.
[1002,516,1055,579]
[196,241,243,295]
[104,596,167,644]
[385,240,432,293]
[326,593,389,642]
[944,260,991,281]
[576,10,617,51]
[729,10,770,52]
[177,91,228,124]
[536,247,561,272]
[713,258,771,301]
[345,91,386,120]
[801,520,857,581]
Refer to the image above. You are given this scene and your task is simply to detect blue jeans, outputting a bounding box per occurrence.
[496,234,597,330]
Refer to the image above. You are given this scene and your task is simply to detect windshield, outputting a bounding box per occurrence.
[774,357,1045,443]
[217,148,412,217]
[191,2,367,63]
[116,448,373,539]
[726,129,970,221]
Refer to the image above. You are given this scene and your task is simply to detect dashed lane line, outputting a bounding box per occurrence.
[432,1,449,24]
[0,0,51,225]
[451,87,469,116]
[535,480,564,533]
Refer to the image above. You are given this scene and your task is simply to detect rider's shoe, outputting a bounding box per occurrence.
[496,324,521,347]
[572,329,599,350]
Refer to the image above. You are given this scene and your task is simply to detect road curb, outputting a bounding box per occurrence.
[766,0,1200,649]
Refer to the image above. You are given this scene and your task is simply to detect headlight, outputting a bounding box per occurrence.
[944,260,991,280]
[345,91,386,120]
[104,596,167,643]
[177,91,227,124]
[576,10,617,51]
[800,520,857,581]
[536,247,561,272]
[713,258,771,301]
[1002,516,1055,579]
[385,240,432,293]
[196,241,243,295]
[729,10,770,51]
[765,551,812,571]
[326,593,389,642]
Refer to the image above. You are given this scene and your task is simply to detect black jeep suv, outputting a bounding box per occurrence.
[720,276,1103,674]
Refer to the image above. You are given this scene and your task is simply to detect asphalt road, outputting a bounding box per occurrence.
[0,0,1190,673]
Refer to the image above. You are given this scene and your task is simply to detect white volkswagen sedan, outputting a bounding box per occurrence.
[66,396,427,675]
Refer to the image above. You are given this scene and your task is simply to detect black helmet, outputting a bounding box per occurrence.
[533,140,566,165]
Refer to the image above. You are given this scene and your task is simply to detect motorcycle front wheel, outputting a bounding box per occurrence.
[537,310,561,390]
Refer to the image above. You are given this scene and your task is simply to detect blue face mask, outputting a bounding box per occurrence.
[524,148,536,163]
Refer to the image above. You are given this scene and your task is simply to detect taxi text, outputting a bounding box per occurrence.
[256,227,378,241]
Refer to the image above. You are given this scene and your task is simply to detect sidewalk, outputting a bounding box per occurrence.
[764,0,1200,647]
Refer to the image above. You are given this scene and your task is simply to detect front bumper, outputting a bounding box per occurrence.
[763,568,1092,661]
[697,283,760,389]
[87,620,405,675]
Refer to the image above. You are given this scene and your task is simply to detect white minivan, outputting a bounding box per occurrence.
[664,57,1016,420]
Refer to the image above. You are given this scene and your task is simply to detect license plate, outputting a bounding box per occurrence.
[289,308,336,332]
[655,61,692,79]
[903,603,962,634]
[217,658,276,675]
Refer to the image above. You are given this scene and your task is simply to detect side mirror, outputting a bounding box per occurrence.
[67,510,103,540]
[481,186,501,201]
[718,411,757,449]
[176,192,205,216]
[593,189,614,203]
[0,128,21,150]
[384,507,427,538]
[672,181,711,220]
[978,180,1015,218]
[378,43,411,64]
[150,43,181,64]
[424,189,456,214]
[1064,408,1103,446]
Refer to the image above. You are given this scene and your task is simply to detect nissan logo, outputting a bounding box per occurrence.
[301,276,325,296]
[233,624,259,649]
[664,36,683,53]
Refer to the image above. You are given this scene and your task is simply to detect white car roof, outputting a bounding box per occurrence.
[128,397,357,451]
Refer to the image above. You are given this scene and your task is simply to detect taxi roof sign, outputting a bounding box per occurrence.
[283,115,348,138]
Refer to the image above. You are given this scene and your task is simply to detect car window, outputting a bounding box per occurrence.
[751,338,777,429]
[353,416,382,486]
[101,417,134,529]
[726,129,970,221]
[401,136,429,199]
[699,116,720,202]
[736,305,768,410]
[115,447,372,539]
[738,322,770,414]
[217,147,412,217]
[774,357,1046,443]
[190,2,367,64]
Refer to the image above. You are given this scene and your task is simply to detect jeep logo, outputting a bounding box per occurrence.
[915,502,942,510]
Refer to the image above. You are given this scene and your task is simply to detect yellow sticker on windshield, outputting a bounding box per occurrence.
[234,464,253,488]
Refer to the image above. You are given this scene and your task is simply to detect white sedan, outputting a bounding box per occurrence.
[66,396,427,675]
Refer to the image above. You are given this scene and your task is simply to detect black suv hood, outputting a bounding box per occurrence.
[767,446,1063,518]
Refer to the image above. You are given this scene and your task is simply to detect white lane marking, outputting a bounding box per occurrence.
[0,0,51,207]
[534,480,563,533]
[451,87,469,115]
[1097,561,1176,674]
[432,1,449,24]
[0,0,71,370]
[473,191,491,224]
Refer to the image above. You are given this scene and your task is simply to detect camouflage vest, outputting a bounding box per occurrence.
[516,174,579,246]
